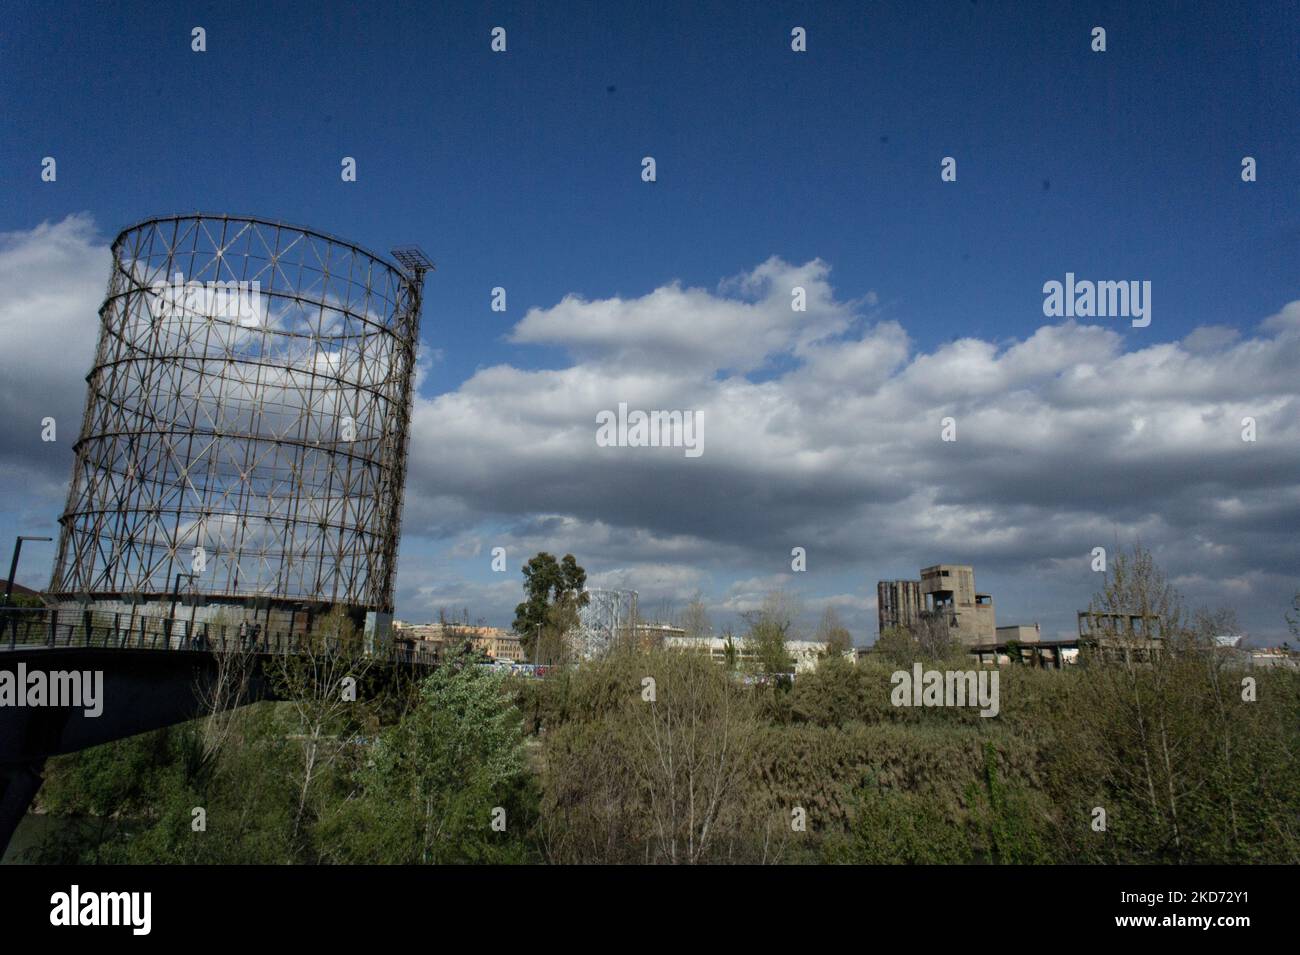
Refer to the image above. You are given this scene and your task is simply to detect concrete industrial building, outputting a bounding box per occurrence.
[878,564,996,647]
[1076,610,1163,661]
[877,579,924,635]
[997,624,1041,644]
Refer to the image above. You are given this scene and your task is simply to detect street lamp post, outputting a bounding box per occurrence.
[2,535,53,608]
[3,535,52,648]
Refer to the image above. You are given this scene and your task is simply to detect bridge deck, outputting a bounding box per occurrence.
[1,607,438,666]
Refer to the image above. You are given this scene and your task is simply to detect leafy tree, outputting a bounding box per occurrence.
[742,591,796,675]
[535,596,583,665]
[28,705,305,865]
[117,707,302,864]
[873,625,918,665]
[786,651,875,727]
[1043,542,1300,864]
[318,650,534,863]
[39,730,171,820]
[513,552,589,657]
[27,545,1300,867]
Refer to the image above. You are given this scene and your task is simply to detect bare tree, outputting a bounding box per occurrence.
[815,605,853,655]
[631,649,759,863]
[192,613,258,763]
[1070,544,1199,860]
[538,649,799,864]
[1191,605,1246,852]
[272,605,375,854]
[680,591,712,640]
[915,612,961,659]
[651,596,678,628]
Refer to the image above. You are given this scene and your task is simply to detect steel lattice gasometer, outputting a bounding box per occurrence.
[47,215,426,620]
[570,588,639,659]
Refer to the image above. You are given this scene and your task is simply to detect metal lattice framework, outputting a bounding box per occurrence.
[568,588,639,659]
[48,214,427,615]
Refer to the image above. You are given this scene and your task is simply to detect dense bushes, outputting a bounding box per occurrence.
[317,656,535,864]
[1039,649,1300,864]
[25,651,536,864]
[536,648,787,863]
[23,643,1300,864]
[525,647,1299,864]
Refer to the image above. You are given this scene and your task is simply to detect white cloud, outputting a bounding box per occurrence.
[509,256,853,373]
[3,218,1297,641]
[0,215,106,491]
[406,257,1300,639]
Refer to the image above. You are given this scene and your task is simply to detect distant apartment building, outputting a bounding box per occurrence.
[877,564,996,647]
[661,632,832,674]
[662,633,749,666]
[1244,647,1299,669]
[476,630,524,661]
[620,622,686,650]
[391,621,523,662]
[1208,635,1296,669]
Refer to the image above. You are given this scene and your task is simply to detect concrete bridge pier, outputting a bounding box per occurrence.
[0,647,271,856]
[0,762,45,855]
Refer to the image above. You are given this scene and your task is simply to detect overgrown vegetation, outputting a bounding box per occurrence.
[18,547,1300,865]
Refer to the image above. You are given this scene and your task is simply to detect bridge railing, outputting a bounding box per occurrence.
[0,606,439,666]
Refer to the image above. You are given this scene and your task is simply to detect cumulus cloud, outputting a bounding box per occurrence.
[408,259,1300,640]
[4,217,1298,642]
[509,256,854,373]
[0,215,107,492]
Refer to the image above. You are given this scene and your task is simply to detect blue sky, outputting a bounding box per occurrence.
[2,1,1299,643]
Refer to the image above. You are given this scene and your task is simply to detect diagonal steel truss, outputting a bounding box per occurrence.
[48,214,427,615]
